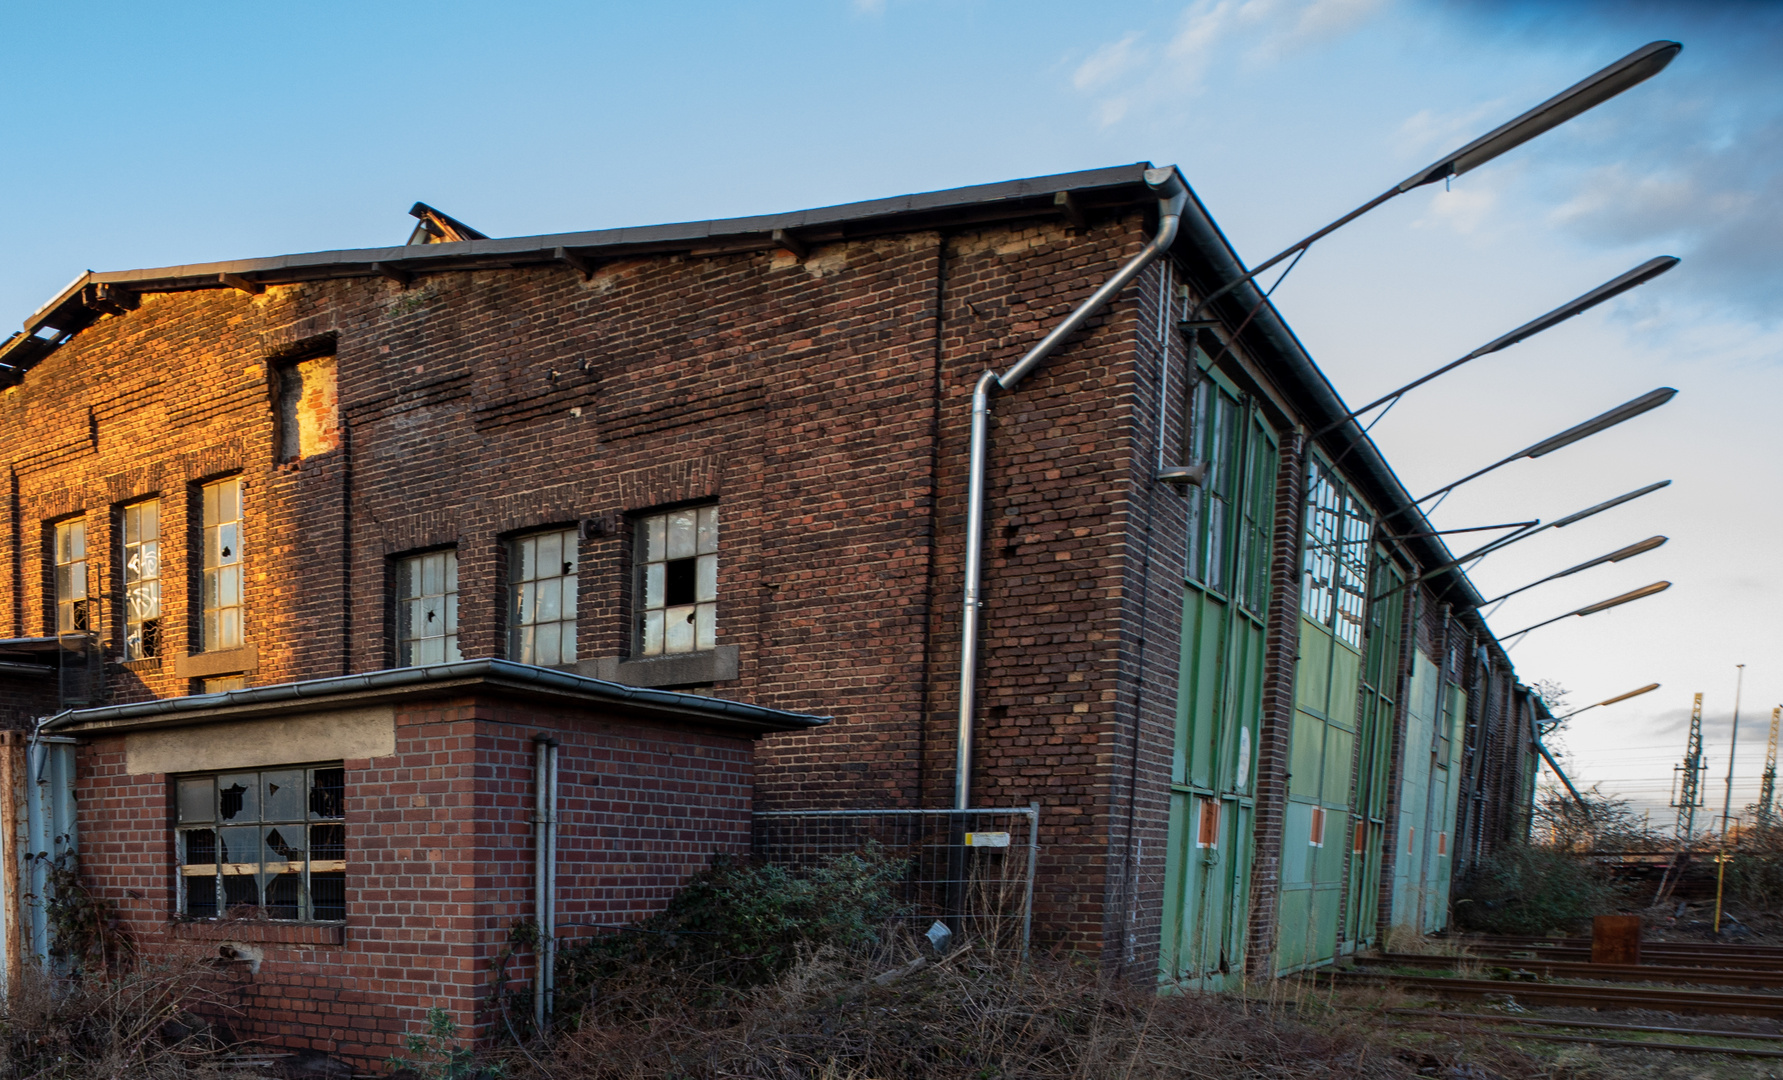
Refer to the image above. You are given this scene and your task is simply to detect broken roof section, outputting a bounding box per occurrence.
[0,162,1486,613]
[45,658,830,737]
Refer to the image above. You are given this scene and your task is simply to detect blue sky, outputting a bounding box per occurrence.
[4,0,1780,823]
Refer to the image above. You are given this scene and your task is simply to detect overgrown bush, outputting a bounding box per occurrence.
[515,847,907,1032]
[1727,817,1783,910]
[1452,842,1626,935]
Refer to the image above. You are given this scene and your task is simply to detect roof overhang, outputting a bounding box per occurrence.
[43,658,829,738]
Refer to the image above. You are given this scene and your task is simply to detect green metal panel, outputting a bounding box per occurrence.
[1343,551,1403,952]
[1162,375,1276,991]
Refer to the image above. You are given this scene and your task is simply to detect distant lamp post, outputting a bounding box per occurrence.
[1536,682,1660,815]
[1317,257,1678,438]
[1416,387,1677,505]
[1552,681,1662,725]
[1500,580,1672,642]
[1187,41,1682,318]
[1477,535,1668,607]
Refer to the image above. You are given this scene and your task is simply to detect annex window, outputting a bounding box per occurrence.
[175,765,345,922]
[1301,458,1371,649]
[53,519,91,634]
[509,529,578,666]
[397,550,461,666]
[201,478,244,651]
[1309,806,1327,848]
[637,506,717,657]
[122,500,161,660]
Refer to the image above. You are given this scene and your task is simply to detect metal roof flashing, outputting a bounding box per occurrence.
[41,658,829,737]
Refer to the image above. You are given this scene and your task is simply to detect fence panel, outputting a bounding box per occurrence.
[752,805,1039,955]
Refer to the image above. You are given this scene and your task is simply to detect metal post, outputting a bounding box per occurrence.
[1021,802,1039,962]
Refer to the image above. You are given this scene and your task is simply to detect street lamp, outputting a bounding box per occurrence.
[1538,681,1661,814]
[1477,535,1667,607]
[1186,41,1681,319]
[1370,479,1672,602]
[1317,256,1678,438]
[1499,579,1672,641]
[1415,387,1676,505]
[1552,681,1662,725]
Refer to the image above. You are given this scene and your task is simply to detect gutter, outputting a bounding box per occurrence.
[42,658,828,736]
[955,166,1190,810]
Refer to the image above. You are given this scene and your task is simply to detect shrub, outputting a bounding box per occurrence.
[1453,843,1625,936]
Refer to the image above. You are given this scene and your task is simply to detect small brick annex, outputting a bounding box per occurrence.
[46,662,821,1062]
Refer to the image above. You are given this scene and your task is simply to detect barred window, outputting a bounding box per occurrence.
[509,529,578,666]
[1300,459,1371,648]
[397,550,461,666]
[53,519,91,634]
[636,506,717,656]
[123,501,161,660]
[201,478,244,651]
[175,765,345,922]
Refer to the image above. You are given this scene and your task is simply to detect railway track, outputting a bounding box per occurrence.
[1360,951,1783,989]
[1382,1010,1783,1060]
[1325,968,1783,1017]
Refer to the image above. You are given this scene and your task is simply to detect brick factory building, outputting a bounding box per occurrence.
[0,164,1555,1061]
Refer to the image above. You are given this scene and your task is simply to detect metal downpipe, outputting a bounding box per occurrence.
[954,166,1189,810]
[532,736,559,1032]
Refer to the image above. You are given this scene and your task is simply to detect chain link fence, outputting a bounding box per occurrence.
[752,805,1039,955]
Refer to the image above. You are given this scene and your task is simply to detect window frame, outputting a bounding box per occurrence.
[507,527,580,666]
[121,499,162,660]
[395,548,462,667]
[173,762,346,924]
[200,478,245,652]
[52,517,91,635]
[633,504,719,658]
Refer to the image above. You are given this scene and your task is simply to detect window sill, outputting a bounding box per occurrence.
[580,645,738,689]
[172,645,260,680]
[118,657,162,674]
[170,919,344,946]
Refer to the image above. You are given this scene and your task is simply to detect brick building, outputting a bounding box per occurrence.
[0,164,1550,1059]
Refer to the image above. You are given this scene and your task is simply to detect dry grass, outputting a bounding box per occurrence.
[506,938,1533,1080]
[0,952,258,1080]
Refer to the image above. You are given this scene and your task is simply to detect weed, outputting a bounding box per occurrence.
[1452,843,1626,936]
[387,1007,501,1080]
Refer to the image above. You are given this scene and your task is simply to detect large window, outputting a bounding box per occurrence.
[201,478,244,651]
[53,518,90,634]
[123,500,161,660]
[1301,458,1372,649]
[509,529,578,666]
[397,550,461,666]
[636,506,717,657]
[175,765,345,922]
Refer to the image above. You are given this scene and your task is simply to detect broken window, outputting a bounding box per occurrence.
[1300,458,1372,649]
[275,354,340,462]
[201,478,243,652]
[122,500,161,660]
[53,518,91,634]
[636,506,717,657]
[175,764,346,922]
[509,529,578,666]
[397,549,461,666]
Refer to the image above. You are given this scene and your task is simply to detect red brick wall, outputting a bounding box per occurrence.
[72,697,754,1065]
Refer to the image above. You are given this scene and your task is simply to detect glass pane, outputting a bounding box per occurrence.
[203,482,218,525]
[697,505,718,555]
[263,825,305,865]
[397,557,418,600]
[535,622,561,667]
[216,479,239,522]
[178,778,215,824]
[220,607,241,649]
[422,552,444,595]
[643,563,664,610]
[218,824,258,868]
[644,515,666,562]
[513,624,535,664]
[124,507,139,545]
[515,536,536,583]
[218,522,239,564]
[537,578,561,622]
[418,636,444,665]
[445,593,458,634]
[262,770,305,821]
[561,532,578,575]
[695,603,716,651]
[204,527,219,569]
[695,553,717,603]
[642,610,663,656]
[536,531,561,578]
[560,576,578,622]
[219,566,241,607]
[445,633,462,663]
[140,501,158,542]
[561,620,576,663]
[667,509,696,559]
[665,605,695,654]
[203,613,220,651]
[445,550,457,593]
[217,775,258,822]
[222,872,259,911]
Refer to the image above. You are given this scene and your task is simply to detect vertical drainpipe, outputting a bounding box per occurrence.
[532,736,558,1032]
[955,166,1189,810]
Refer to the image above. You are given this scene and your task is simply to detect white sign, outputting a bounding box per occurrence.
[1235,727,1251,791]
[964,831,1011,848]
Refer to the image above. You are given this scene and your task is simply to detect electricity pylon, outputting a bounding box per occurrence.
[1759,705,1781,829]
[1673,692,1707,842]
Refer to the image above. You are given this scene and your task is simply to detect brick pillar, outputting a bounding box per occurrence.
[1244,431,1305,976]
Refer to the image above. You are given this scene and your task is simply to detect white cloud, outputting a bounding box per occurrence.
[1073,31,1148,91]
[850,0,885,14]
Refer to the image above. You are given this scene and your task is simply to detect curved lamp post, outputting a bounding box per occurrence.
[1500,579,1672,642]
[1478,535,1668,607]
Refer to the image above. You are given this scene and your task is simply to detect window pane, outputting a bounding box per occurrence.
[309,768,345,819]
[536,531,561,578]
[695,602,716,651]
[262,771,304,822]
[219,607,241,649]
[561,620,576,664]
[645,516,666,562]
[537,578,561,622]
[445,633,462,663]
[422,552,444,595]
[264,871,302,920]
[515,536,536,582]
[140,501,158,542]
[218,775,258,822]
[665,605,695,654]
[642,610,663,656]
[695,554,717,603]
[311,872,345,921]
[644,563,664,609]
[667,509,696,560]
[217,522,239,564]
[216,479,239,523]
[697,505,719,555]
[444,593,458,635]
[535,622,561,667]
[178,778,215,823]
[418,636,444,665]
